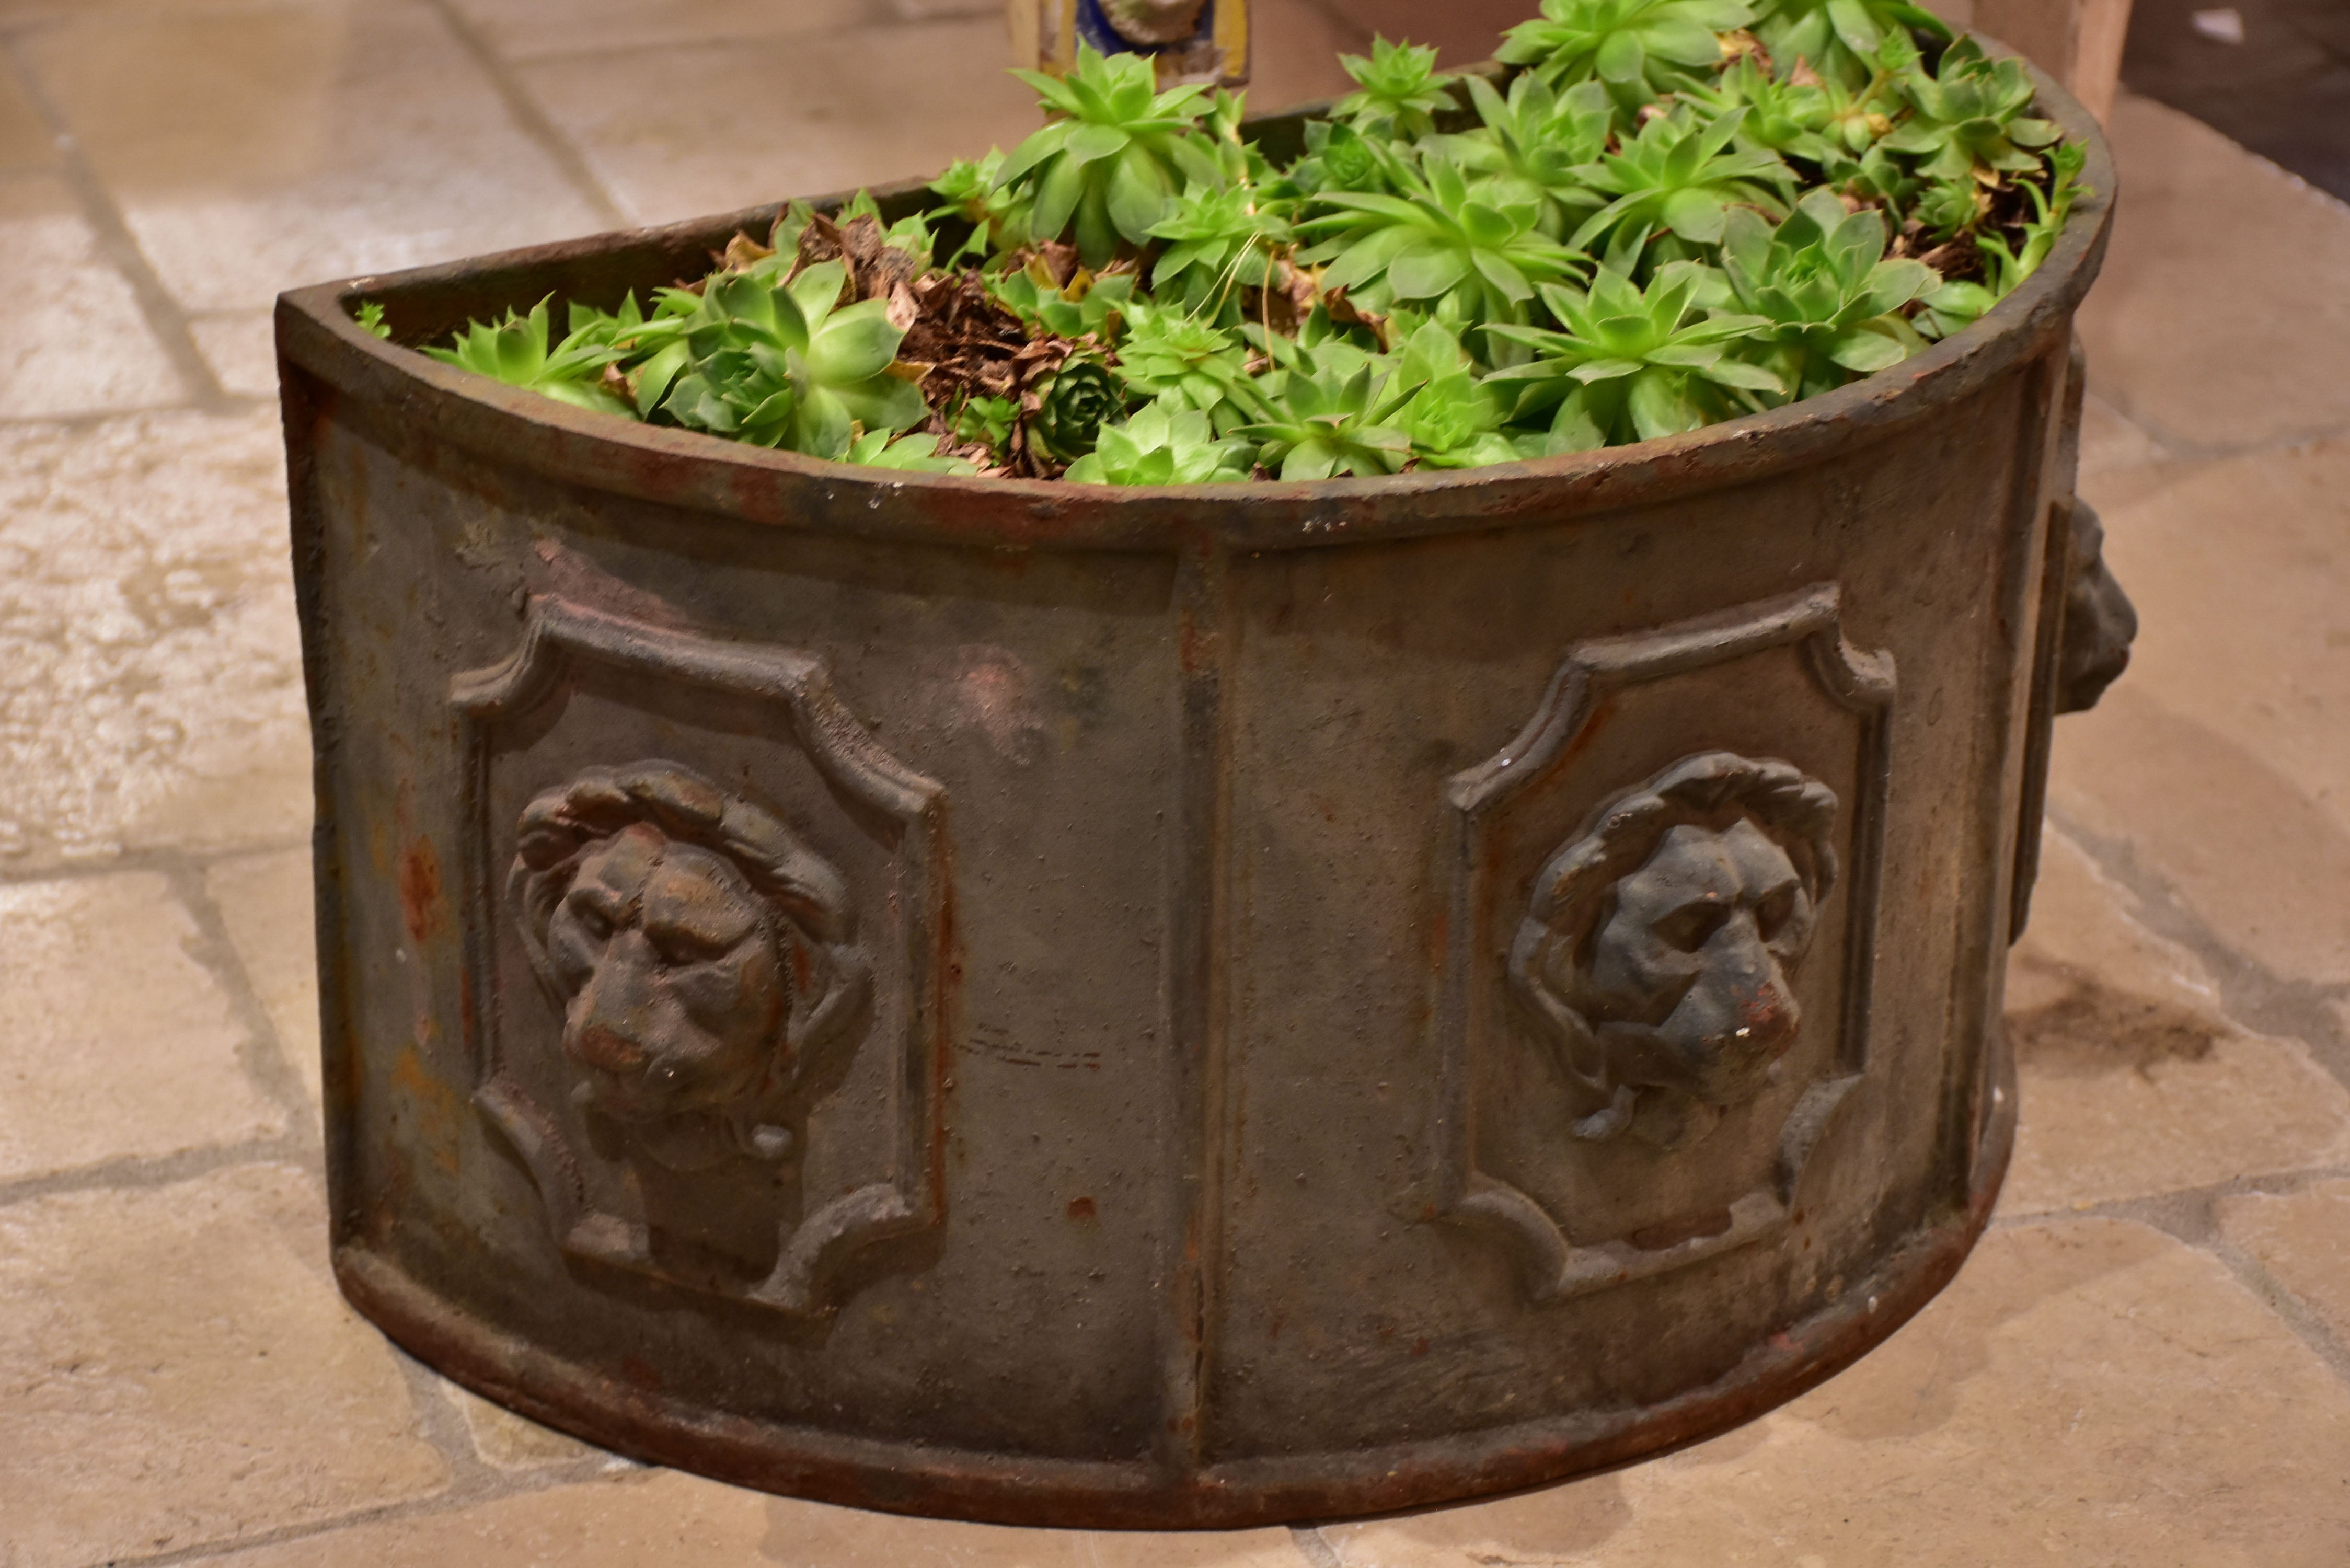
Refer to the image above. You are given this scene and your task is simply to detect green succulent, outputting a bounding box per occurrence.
[989,262,1137,342]
[1880,36,2061,180]
[1277,118,1392,200]
[1719,189,1933,399]
[847,430,980,474]
[1497,0,1755,113]
[653,260,926,458]
[1390,319,1522,468]
[1146,180,1295,320]
[1749,0,1948,89]
[1236,337,1413,480]
[1064,401,1254,484]
[1334,36,1458,140]
[929,151,1029,261]
[424,296,632,418]
[1115,304,1260,426]
[1423,74,1614,239]
[1300,151,1588,338]
[1692,55,1895,164]
[1973,140,2091,295]
[355,301,393,340]
[1571,105,1792,269]
[949,391,1021,453]
[1030,358,1127,464]
[996,45,1224,267]
[1486,263,1780,445]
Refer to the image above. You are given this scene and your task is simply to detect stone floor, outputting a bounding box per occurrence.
[2,2,2347,1564]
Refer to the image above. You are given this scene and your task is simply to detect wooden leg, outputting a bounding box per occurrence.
[1972,0,2136,120]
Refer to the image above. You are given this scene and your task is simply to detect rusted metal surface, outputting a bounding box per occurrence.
[281,68,2115,1530]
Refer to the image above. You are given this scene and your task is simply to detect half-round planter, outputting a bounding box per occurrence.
[278,64,2113,1530]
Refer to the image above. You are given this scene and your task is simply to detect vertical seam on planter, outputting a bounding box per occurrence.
[1161,528,1233,1479]
[282,355,364,1248]
[2006,335,2088,946]
[1946,343,2064,1201]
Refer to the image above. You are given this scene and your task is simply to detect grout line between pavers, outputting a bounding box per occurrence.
[1998,1173,2350,1388]
[0,837,315,888]
[416,0,631,230]
[165,855,321,1144]
[89,1452,648,1568]
[2045,809,2350,1087]
[0,35,231,411]
[0,1136,315,1212]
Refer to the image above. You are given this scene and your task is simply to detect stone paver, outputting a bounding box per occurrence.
[445,0,881,60]
[209,1466,1311,1566]
[0,1163,449,1566]
[0,872,283,1182]
[205,846,324,1111]
[2218,1178,2350,1344]
[0,407,308,866]
[2059,437,2350,983]
[0,172,187,419]
[2075,91,2350,455]
[1324,1220,2350,1567]
[517,16,1053,228]
[2002,831,2350,1213]
[0,60,53,173]
[14,0,609,313]
[439,1380,601,1471]
[189,309,282,400]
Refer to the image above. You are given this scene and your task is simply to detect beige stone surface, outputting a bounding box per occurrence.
[15,0,609,314]
[0,1163,449,1565]
[2218,1178,2350,1344]
[2056,436,2350,984]
[2001,831,2350,1213]
[209,1466,1311,1566]
[0,872,283,1181]
[190,309,283,399]
[0,172,187,418]
[519,16,1042,227]
[447,0,880,59]
[205,847,324,1111]
[1326,1220,2350,1567]
[2075,390,2167,479]
[2075,93,2350,455]
[0,408,309,867]
[441,1380,601,1471]
[0,59,51,172]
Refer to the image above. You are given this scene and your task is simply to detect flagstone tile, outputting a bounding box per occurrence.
[2056,436,2350,984]
[0,1163,448,1565]
[205,846,324,1113]
[2217,1177,2350,1345]
[515,16,1042,228]
[2002,832,2350,1214]
[0,408,309,868]
[189,309,282,399]
[1325,1219,2350,1567]
[15,0,608,313]
[207,1463,1315,1566]
[0,172,187,418]
[445,0,879,60]
[0,871,283,1181]
[2075,92,2350,454]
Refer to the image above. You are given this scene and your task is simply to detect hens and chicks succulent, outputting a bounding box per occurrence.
[385,0,2088,485]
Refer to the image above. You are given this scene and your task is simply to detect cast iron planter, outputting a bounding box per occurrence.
[278,65,2119,1529]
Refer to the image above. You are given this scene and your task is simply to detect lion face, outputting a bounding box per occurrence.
[543,822,788,1152]
[1575,818,1815,1108]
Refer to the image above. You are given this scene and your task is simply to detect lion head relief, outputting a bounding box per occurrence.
[509,762,869,1174]
[1510,752,1840,1151]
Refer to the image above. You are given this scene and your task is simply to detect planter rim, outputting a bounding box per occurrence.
[274,52,2112,555]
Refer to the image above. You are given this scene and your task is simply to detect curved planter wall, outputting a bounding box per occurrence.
[277,72,2114,1529]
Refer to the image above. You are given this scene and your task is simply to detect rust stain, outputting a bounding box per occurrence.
[390,1041,464,1176]
[1066,1196,1097,1221]
[399,837,447,943]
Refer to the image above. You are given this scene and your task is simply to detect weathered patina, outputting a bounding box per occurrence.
[279,65,2123,1530]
